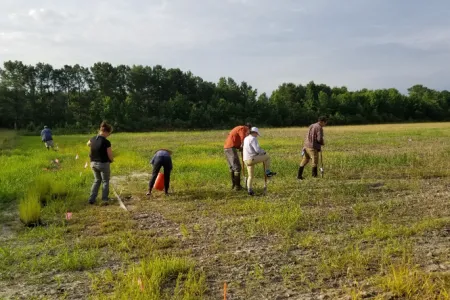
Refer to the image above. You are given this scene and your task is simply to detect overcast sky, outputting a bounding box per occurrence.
[1,0,449,94]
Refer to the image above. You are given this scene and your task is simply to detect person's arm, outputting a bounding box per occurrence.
[238,128,247,150]
[87,140,91,146]
[150,154,156,165]
[107,147,114,163]
[251,138,265,155]
[317,126,324,145]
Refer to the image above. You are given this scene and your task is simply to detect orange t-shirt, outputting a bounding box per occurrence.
[224,126,249,149]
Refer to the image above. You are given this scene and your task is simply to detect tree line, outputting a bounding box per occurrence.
[0,60,449,132]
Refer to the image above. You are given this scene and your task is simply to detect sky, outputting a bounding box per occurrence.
[1,0,450,94]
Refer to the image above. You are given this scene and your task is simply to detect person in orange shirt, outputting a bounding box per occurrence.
[224,123,252,190]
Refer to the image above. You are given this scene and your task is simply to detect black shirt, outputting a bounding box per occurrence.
[89,135,111,163]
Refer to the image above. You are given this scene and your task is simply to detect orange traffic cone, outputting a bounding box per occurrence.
[154,173,165,191]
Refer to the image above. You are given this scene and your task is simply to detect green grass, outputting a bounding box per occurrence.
[377,263,450,299]
[1,123,450,299]
[90,257,206,300]
[18,190,41,226]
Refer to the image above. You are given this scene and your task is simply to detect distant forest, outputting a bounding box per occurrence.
[1,60,449,132]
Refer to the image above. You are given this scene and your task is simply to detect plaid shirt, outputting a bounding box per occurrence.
[304,122,324,151]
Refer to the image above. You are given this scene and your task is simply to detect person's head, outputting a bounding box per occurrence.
[250,127,261,137]
[99,121,113,137]
[245,122,252,130]
[44,125,48,129]
[318,116,328,127]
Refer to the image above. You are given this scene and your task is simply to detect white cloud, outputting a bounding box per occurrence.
[0,0,449,94]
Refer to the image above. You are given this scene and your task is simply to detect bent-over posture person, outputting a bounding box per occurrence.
[87,121,114,205]
[41,125,55,150]
[147,149,173,196]
[298,116,327,179]
[224,123,252,190]
[243,127,276,196]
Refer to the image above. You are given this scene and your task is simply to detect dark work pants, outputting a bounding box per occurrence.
[149,156,172,193]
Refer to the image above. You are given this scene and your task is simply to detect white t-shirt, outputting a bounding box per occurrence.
[243,135,264,161]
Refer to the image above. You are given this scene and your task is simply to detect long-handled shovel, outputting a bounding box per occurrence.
[320,151,324,178]
[241,151,247,189]
[65,191,72,221]
[263,162,268,194]
[111,183,129,212]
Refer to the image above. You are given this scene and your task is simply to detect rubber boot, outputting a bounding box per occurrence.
[297,166,305,180]
[234,172,243,191]
[230,172,235,190]
[312,167,318,178]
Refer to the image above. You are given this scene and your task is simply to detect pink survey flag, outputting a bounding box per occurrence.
[137,278,144,291]
[65,212,72,220]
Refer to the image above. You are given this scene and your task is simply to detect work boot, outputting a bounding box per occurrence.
[234,173,243,191]
[312,167,318,178]
[297,166,305,180]
[230,172,235,190]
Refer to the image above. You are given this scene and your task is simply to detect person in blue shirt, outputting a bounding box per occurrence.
[40,126,55,150]
[147,149,173,196]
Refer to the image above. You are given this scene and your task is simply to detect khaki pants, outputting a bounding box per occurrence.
[244,154,271,190]
[300,148,319,167]
[44,140,54,149]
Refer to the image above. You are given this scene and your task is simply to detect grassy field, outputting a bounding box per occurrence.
[0,123,449,299]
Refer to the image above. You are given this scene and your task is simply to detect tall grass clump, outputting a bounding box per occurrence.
[91,257,206,300]
[50,180,69,199]
[377,263,450,299]
[32,175,52,205]
[19,190,41,226]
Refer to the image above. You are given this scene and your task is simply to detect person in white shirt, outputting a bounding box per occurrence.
[243,127,276,196]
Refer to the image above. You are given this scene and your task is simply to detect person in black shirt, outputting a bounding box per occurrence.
[87,121,114,205]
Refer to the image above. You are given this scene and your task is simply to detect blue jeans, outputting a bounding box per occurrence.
[88,162,110,203]
[149,156,172,193]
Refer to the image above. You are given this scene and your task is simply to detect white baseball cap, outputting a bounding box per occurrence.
[250,127,261,136]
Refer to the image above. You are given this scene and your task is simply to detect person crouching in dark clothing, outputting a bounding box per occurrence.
[147,149,173,196]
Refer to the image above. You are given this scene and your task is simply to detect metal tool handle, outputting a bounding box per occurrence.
[320,151,324,178]
[263,161,268,194]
